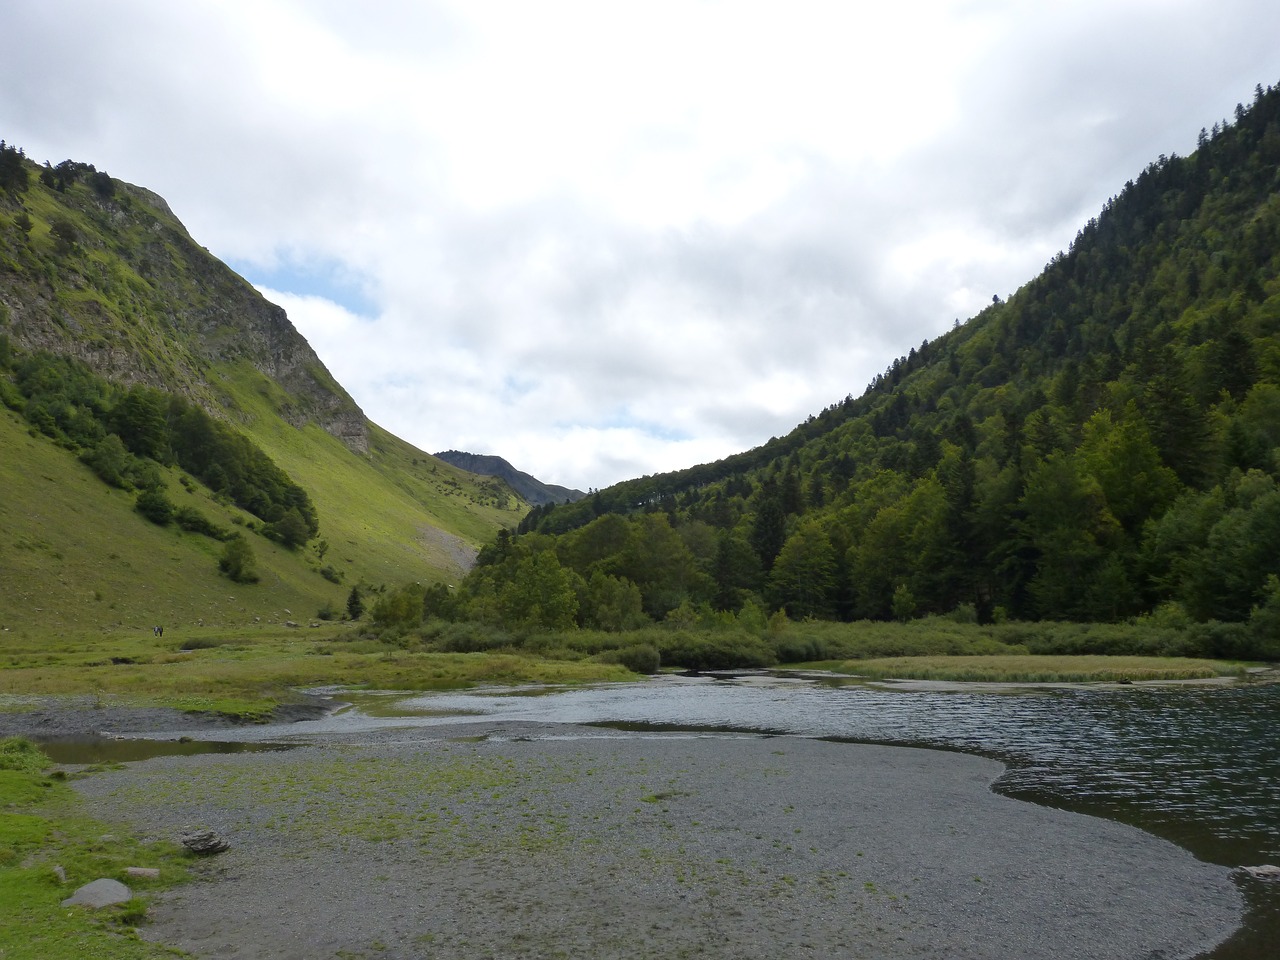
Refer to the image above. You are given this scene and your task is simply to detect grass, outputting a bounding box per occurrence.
[0,401,522,638]
[0,408,352,636]
[0,625,636,718]
[0,737,191,960]
[812,654,1237,683]
[216,361,522,576]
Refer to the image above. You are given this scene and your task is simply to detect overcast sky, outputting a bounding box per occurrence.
[4,1,1280,489]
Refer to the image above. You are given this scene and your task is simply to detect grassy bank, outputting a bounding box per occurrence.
[0,738,189,960]
[0,624,635,720]
[0,614,1262,721]
[808,654,1237,683]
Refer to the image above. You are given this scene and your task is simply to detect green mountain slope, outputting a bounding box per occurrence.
[484,81,1280,651]
[0,148,524,635]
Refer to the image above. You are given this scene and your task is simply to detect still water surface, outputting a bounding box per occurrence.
[388,674,1279,960]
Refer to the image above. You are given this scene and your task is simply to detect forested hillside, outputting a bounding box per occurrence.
[443,82,1280,653]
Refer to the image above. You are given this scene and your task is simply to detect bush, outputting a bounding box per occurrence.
[218,535,260,584]
[134,488,174,525]
[657,629,776,671]
[81,435,133,488]
[264,508,311,549]
[0,737,48,773]
[615,643,661,674]
[420,620,514,653]
[371,582,426,629]
[174,505,230,540]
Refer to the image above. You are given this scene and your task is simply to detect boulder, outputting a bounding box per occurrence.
[1240,864,1280,881]
[181,828,230,855]
[61,878,131,908]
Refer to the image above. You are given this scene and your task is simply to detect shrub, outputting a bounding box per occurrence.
[616,643,661,674]
[218,535,260,584]
[81,434,133,488]
[174,505,230,539]
[420,620,514,653]
[657,629,776,671]
[0,737,48,773]
[264,508,311,549]
[371,582,426,629]
[134,488,174,525]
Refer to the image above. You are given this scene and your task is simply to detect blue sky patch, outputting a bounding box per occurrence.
[230,256,378,317]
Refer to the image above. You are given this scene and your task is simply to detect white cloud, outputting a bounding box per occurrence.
[3,0,1280,487]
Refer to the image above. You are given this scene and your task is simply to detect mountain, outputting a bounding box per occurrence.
[433,450,585,506]
[0,147,524,634]
[465,81,1280,653]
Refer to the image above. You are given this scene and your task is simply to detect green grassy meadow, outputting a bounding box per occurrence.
[0,392,523,639]
[0,738,191,960]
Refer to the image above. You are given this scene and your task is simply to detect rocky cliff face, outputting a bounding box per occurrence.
[0,167,368,453]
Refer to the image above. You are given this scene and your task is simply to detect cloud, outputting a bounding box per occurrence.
[4,0,1280,488]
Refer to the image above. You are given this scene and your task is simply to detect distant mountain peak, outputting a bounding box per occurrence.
[434,450,584,506]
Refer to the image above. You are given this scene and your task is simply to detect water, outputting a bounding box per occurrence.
[383,674,1280,960]
[36,736,295,765]
[55,673,1279,957]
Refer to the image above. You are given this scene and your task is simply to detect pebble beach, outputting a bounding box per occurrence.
[49,717,1242,960]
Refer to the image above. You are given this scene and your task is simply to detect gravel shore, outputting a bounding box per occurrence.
[58,719,1241,960]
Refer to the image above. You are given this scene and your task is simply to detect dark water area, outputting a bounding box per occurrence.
[393,675,1280,960]
[35,736,294,765]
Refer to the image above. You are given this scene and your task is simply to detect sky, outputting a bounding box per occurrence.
[3,1,1280,490]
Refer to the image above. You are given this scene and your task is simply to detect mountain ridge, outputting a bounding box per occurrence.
[433,449,585,506]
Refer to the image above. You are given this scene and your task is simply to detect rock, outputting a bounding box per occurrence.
[284,620,299,628]
[126,866,161,879]
[61,878,131,908]
[52,865,66,884]
[181,828,230,855]
[1240,864,1280,880]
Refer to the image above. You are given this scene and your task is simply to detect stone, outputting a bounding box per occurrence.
[181,828,230,855]
[1240,864,1280,881]
[61,878,131,908]
[52,865,66,884]
[126,866,161,879]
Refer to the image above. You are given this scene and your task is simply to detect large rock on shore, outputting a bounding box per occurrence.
[61,878,131,908]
